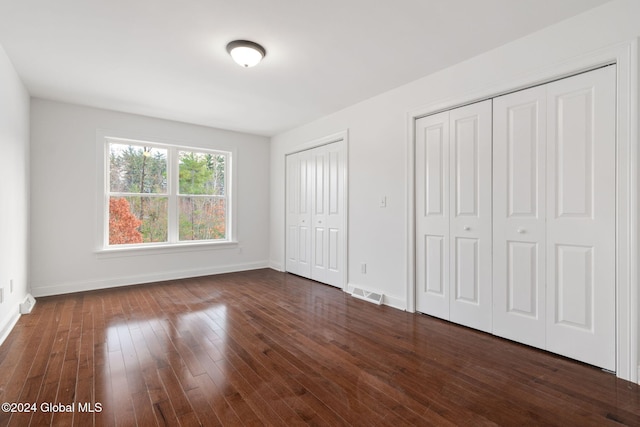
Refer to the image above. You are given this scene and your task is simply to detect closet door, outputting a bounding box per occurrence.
[415,111,450,318]
[415,101,492,330]
[286,140,346,288]
[448,101,493,333]
[285,150,312,278]
[310,141,346,288]
[493,86,547,348]
[546,66,616,371]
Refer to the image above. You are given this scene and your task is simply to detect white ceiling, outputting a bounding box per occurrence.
[0,0,611,136]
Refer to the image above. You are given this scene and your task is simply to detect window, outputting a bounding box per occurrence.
[104,137,230,248]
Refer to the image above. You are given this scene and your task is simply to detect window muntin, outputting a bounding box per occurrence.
[105,139,230,247]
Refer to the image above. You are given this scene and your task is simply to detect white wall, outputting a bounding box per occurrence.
[30,99,270,296]
[270,0,640,307]
[0,44,29,344]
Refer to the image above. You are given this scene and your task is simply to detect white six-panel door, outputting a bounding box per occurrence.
[545,66,616,371]
[493,85,548,349]
[286,140,346,289]
[415,100,492,333]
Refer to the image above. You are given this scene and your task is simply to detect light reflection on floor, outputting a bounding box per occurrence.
[100,304,229,422]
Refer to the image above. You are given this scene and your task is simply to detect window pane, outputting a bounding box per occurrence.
[109,196,168,244]
[109,143,167,193]
[178,197,226,241]
[179,151,225,195]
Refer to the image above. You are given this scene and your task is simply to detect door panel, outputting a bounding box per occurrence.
[454,237,479,303]
[299,154,310,215]
[555,89,594,218]
[507,102,540,217]
[449,101,492,333]
[454,116,480,217]
[299,225,309,266]
[415,111,450,319]
[329,151,340,214]
[425,235,445,296]
[329,228,339,271]
[314,228,324,265]
[425,128,446,216]
[554,244,593,329]
[493,85,547,348]
[546,65,616,371]
[507,241,538,317]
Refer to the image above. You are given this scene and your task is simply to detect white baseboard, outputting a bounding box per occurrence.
[31,261,270,297]
[269,261,284,272]
[346,283,406,311]
[382,294,407,311]
[0,306,21,347]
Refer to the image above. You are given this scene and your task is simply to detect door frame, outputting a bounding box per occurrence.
[406,40,639,383]
[284,130,349,291]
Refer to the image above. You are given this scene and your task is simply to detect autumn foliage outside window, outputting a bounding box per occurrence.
[109,198,142,244]
[106,140,229,246]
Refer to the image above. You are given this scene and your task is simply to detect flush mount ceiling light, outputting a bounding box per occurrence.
[226,40,266,68]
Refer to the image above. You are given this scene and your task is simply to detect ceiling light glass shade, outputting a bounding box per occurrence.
[226,40,266,68]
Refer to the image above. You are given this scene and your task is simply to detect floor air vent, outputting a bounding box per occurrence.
[351,287,383,305]
[20,294,36,314]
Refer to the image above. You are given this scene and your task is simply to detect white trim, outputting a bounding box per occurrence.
[269,261,284,272]
[30,261,269,298]
[95,240,239,258]
[286,130,348,155]
[0,307,20,347]
[381,294,406,311]
[283,130,349,291]
[406,39,638,383]
[406,109,417,314]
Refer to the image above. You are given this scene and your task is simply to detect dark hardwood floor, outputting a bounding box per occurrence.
[0,269,638,426]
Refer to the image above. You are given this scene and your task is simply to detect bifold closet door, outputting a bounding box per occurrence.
[545,66,616,371]
[493,65,616,370]
[416,100,492,333]
[492,85,547,349]
[286,141,346,288]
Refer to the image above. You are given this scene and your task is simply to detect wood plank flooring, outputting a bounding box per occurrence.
[0,269,638,426]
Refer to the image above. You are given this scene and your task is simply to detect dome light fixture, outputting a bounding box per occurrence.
[226,40,266,68]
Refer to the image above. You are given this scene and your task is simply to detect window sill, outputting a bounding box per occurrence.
[95,240,239,258]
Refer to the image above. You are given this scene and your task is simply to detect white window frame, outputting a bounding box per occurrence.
[96,131,237,254]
